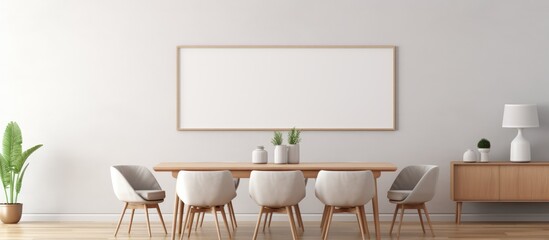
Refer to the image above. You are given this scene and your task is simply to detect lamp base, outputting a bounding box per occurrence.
[510,128,531,162]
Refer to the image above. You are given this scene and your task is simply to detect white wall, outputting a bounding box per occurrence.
[1,0,549,220]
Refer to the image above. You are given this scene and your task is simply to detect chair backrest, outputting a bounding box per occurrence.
[390,165,439,204]
[177,171,237,207]
[249,171,306,208]
[315,170,375,207]
[110,165,162,202]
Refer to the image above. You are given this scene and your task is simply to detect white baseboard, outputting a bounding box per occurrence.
[20,213,549,222]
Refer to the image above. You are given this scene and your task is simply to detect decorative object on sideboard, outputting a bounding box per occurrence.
[287,127,301,164]
[272,131,288,164]
[502,104,539,163]
[477,138,491,162]
[0,122,43,224]
[252,146,268,164]
[462,149,478,162]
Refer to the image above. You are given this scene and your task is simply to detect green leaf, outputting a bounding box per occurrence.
[271,131,283,145]
[3,122,22,169]
[14,144,42,173]
[16,164,29,195]
[0,154,10,189]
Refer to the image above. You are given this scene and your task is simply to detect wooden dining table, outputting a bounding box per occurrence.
[154,162,397,240]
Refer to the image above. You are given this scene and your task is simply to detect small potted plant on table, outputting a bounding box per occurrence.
[287,127,301,164]
[272,131,288,164]
[477,138,490,163]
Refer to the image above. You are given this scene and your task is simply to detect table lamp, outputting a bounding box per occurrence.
[502,104,539,162]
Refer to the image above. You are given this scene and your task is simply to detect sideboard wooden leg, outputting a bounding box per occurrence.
[456,202,462,224]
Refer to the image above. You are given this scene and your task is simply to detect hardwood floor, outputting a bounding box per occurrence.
[2,221,549,239]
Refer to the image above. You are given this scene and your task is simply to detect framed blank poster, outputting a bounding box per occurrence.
[177,45,396,131]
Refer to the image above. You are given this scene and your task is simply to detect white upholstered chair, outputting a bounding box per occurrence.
[193,178,239,231]
[262,179,307,232]
[249,171,306,240]
[176,170,237,240]
[110,165,167,237]
[387,165,439,238]
[315,170,375,240]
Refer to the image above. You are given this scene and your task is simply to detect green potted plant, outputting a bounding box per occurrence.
[287,127,301,164]
[0,122,42,224]
[477,138,490,163]
[272,131,287,164]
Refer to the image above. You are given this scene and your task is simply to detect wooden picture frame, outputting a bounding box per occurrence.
[177,45,396,131]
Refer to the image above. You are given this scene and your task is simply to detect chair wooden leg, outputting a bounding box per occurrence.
[323,206,335,240]
[178,201,185,234]
[320,205,329,228]
[181,206,192,240]
[262,211,269,232]
[321,206,328,237]
[128,209,135,234]
[200,211,206,227]
[356,206,366,240]
[154,204,167,234]
[226,204,234,230]
[360,206,370,238]
[294,204,304,232]
[220,206,232,239]
[252,207,264,240]
[187,210,195,238]
[417,208,426,234]
[286,206,298,240]
[144,204,152,237]
[389,204,398,235]
[422,204,435,237]
[268,213,273,227]
[211,207,222,240]
[228,201,237,228]
[397,204,405,239]
[195,212,201,231]
[114,202,128,236]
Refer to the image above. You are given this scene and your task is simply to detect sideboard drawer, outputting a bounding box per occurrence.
[453,165,499,201]
[500,166,549,201]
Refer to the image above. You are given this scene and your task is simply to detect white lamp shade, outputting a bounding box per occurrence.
[502,104,539,128]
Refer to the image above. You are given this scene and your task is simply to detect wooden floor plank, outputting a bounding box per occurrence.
[2,221,549,239]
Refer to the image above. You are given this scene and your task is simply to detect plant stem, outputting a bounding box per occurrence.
[10,170,15,203]
[14,173,18,203]
[3,188,7,203]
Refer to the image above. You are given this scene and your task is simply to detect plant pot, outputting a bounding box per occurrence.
[274,145,288,164]
[288,144,300,164]
[0,203,22,224]
[478,148,490,162]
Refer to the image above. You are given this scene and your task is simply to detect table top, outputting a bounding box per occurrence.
[154,162,397,172]
[452,161,549,166]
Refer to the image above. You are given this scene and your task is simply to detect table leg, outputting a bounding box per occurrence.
[456,202,462,224]
[372,175,381,240]
[171,192,180,240]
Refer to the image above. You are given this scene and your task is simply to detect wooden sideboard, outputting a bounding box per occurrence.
[451,161,549,224]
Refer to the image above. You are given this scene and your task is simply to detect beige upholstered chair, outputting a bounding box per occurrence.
[110,165,167,237]
[315,170,375,240]
[249,171,306,240]
[176,170,237,240]
[387,165,439,238]
[193,178,239,231]
[262,179,307,232]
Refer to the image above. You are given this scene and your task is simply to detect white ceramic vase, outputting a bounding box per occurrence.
[463,149,478,163]
[252,146,268,164]
[274,145,288,164]
[478,148,490,162]
[288,144,300,164]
